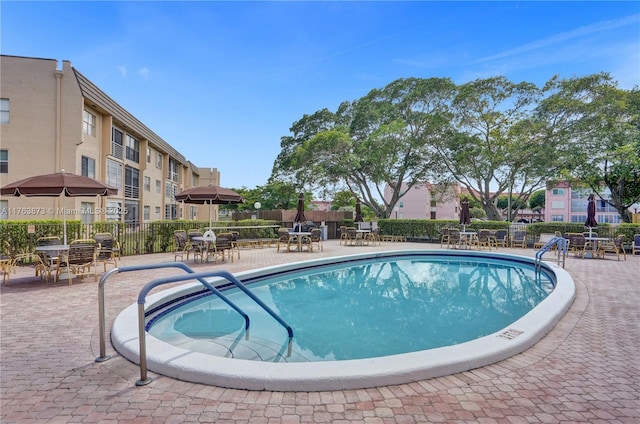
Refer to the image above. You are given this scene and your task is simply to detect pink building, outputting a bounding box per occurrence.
[545,182,623,224]
[383,183,461,220]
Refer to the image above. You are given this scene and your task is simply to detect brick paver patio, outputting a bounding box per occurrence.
[1,240,638,423]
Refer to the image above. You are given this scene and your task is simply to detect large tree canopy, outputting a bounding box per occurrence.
[538,74,640,222]
[271,77,456,217]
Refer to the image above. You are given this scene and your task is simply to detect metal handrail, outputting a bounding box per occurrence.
[135,270,294,386]
[96,262,250,363]
[535,237,568,270]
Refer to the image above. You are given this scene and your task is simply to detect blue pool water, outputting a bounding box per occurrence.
[147,254,554,362]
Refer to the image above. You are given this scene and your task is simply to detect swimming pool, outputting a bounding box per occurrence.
[112,250,575,391]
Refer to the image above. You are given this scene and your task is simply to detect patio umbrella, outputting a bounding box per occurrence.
[175,185,244,235]
[0,171,117,244]
[354,199,364,223]
[294,193,306,227]
[459,198,471,231]
[585,194,598,235]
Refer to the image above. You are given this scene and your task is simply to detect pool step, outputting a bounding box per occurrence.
[158,332,311,362]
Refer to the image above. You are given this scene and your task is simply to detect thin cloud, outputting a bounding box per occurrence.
[475,13,640,64]
[117,66,127,77]
[138,67,150,78]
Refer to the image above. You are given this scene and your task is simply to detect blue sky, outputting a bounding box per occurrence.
[2,1,639,192]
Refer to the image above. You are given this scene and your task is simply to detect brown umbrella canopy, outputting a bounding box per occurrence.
[174,185,244,204]
[459,199,471,226]
[294,193,306,224]
[175,185,244,229]
[0,172,117,197]
[1,171,117,244]
[354,199,364,223]
[585,194,598,228]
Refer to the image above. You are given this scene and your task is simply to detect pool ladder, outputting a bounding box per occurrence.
[96,262,294,386]
[535,237,569,270]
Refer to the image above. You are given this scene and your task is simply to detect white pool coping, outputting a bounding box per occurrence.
[111,249,575,391]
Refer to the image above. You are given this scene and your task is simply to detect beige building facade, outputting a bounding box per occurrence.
[0,55,220,224]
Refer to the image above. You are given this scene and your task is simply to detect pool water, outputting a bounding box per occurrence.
[147,256,553,362]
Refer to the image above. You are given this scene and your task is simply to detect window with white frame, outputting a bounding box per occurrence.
[165,181,172,199]
[111,127,124,159]
[106,159,123,191]
[0,98,9,124]
[144,176,151,191]
[156,151,162,169]
[168,158,179,182]
[551,200,564,209]
[155,206,161,219]
[80,202,95,224]
[155,180,161,193]
[81,156,95,178]
[551,188,564,195]
[146,147,151,163]
[143,205,150,221]
[125,134,139,163]
[0,150,7,173]
[83,109,96,136]
[551,215,564,222]
[106,201,122,221]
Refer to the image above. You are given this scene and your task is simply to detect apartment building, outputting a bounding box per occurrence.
[0,55,219,224]
[382,182,461,220]
[545,181,624,224]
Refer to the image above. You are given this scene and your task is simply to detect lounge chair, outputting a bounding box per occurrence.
[633,234,640,256]
[597,235,626,261]
[534,233,557,249]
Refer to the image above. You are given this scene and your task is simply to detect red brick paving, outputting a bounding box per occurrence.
[1,241,639,423]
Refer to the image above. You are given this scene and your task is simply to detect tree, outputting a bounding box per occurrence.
[432,76,564,221]
[271,78,456,218]
[528,189,546,221]
[330,190,357,210]
[538,74,640,222]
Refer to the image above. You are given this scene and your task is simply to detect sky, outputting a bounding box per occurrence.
[2,1,639,192]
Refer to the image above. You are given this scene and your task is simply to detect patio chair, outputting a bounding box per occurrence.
[447,229,461,249]
[206,232,234,263]
[8,252,50,284]
[276,228,296,252]
[597,235,626,261]
[174,230,203,263]
[534,233,557,249]
[94,232,119,272]
[633,234,640,256]
[474,229,492,251]
[37,236,62,267]
[511,230,527,249]
[56,239,98,285]
[1,241,18,284]
[345,227,364,246]
[493,229,509,248]
[566,233,587,258]
[339,226,348,245]
[440,227,450,248]
[309,228,323,252]
[365,228,381,246]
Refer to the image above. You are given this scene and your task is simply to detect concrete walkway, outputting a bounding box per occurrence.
[1,240,638,423]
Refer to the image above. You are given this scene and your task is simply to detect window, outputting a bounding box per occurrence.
[106,201,122,221]
[146,147,151,163]
[124,166,140,199]
[168,158,179,182]
[125,200,139,223]
[83,110,96,136]
[156,152,162,169]
[0,150,7,173]
[551,215,564,222]
[143,176,150,191]
[155,180,161,193]
[125,134,139,163]
[80,202,95,224]
[111,127,124,159]
[0,200,7,220]
[106,159,123,191]
[164,204,177,220]
[81,156,95,178]
[551,200,564,209]
[551,188,564,196]
[155,206,161,219]
[143,205,150,221]
[0,98,9,124]
[165,182,172,199]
